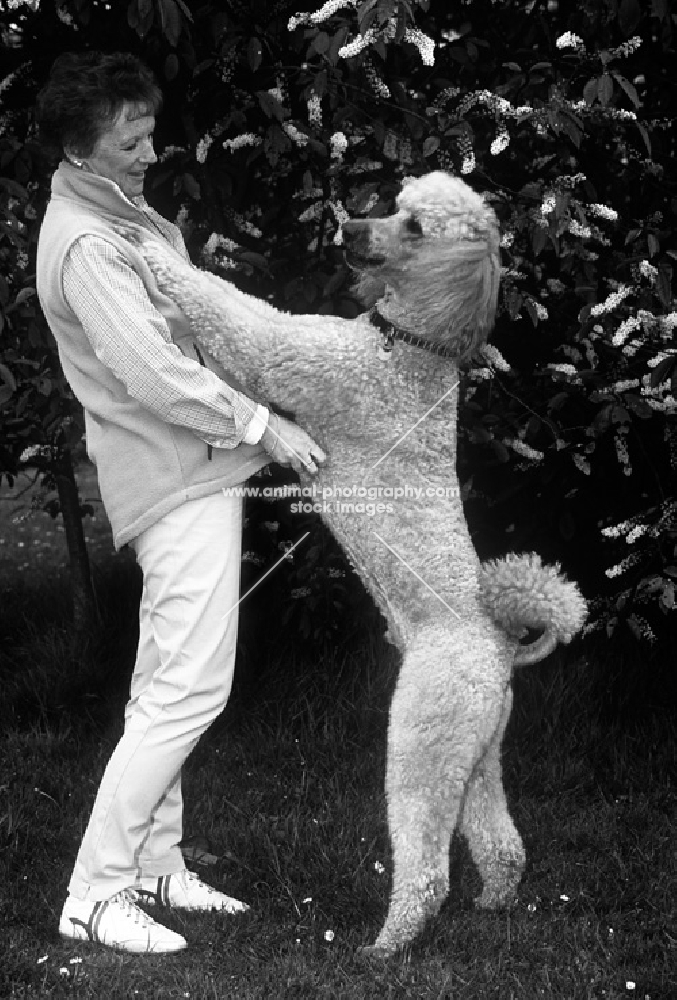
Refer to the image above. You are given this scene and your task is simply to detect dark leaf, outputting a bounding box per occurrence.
[635,121,652,156]
[248,37,263,73]
[158,0,182,47]
[583,77,598,105]
[309,31,331,56]
[611,71,641,108]
[328,26,350,65]
[656,266,672,308]
[598,73,613,106]
[649,355,676,388]
[532,226,548,257]
[182,173,201,200]
[0,362,16,391]
[164,53,180,81]
[619,0,642,34]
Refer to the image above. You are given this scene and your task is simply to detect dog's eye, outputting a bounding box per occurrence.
[405,215,423,237]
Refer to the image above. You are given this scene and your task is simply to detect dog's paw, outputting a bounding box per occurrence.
[355,942,398,961]
[473,888,518,911]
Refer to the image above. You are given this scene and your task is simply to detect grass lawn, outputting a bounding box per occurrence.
[1,469,675,999]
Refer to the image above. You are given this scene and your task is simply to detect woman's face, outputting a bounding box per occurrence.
[75,102,157,200]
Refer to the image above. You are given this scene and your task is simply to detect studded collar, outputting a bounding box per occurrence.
[368,306,457,359]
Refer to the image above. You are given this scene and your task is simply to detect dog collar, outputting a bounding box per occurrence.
[368,306,457,359]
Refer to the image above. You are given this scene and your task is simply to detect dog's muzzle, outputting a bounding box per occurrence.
[342,219,386,269]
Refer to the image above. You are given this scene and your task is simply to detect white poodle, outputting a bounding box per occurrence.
[120,172,586,956]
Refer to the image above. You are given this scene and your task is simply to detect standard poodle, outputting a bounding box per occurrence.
[119,172,587,956]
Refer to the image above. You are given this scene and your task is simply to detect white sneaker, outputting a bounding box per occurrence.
[59,889,187,953]
[131,869,249,914]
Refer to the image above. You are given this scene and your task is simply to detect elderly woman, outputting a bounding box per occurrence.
[36,51,324,954]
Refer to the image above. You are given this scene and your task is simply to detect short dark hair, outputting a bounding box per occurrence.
[36,51,162,157]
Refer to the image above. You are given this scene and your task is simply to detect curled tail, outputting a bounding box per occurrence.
[479,552,587,668]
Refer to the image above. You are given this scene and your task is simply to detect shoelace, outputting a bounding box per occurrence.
[114,889,154,927]
[182,871,216,897]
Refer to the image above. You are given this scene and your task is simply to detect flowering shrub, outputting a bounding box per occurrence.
[0,0,674,640]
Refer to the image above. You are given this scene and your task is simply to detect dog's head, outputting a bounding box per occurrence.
[343,172,500,359]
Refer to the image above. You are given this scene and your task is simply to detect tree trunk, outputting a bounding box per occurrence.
[53,448,99,633]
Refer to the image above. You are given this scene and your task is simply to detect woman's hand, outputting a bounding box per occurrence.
[260,413,326,475]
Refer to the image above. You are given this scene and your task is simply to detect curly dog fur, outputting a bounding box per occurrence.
[122,172,586,955]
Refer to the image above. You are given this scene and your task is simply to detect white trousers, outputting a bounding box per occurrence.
[69,490,243,901]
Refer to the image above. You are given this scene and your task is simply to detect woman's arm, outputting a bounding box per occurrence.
[64,235,268,447]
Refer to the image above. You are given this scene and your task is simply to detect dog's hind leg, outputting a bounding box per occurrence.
[459,685,526,909]
[362,622,508,957]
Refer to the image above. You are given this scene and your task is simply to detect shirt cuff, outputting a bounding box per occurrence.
[242,404,269,445]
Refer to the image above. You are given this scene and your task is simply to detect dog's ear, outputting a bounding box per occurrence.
[387,226,500,358]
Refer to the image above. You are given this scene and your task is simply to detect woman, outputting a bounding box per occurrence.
[36,51,325,954]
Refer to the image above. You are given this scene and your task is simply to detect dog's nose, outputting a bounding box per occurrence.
[341,218,368,247]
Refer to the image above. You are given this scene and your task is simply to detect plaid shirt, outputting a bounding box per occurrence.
[62,204,268,448]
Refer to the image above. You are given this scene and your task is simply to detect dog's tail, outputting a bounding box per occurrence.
[479,553,587,668]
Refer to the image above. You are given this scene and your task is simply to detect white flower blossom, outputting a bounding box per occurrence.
[540,193,556,216]
[361,191,379,214]
[20,444,50,462]
[568,220,592,238]
[647,349,677,370]
[363,58,391,98]
[159,144,187,162]
[204,233,239,256]
[626,524,648,544]
[460,151,476,175]
[573,453,591,475]
[195,134,213,164]
[612,379,640,393]
[509,439,544,461]
[588,203,618,221]
[307,93,323,126]
[288,0,358,30]
[330,131,348,159]
[404,27,436,66]
[490,128,510,155]
[479,344,511,371]
[330,200,350,225]
[223,133,262,152]
[638,259,658,281]
[548,363,578,376]
[234,215,263,238]
[283,122,309,146]
[338,28,377,60]
[556,31,585,51]
[612,315,641,347]
[590,285,632,317]
[609,36,642,58]
[601,519,631,538]
[606,554,641,578]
